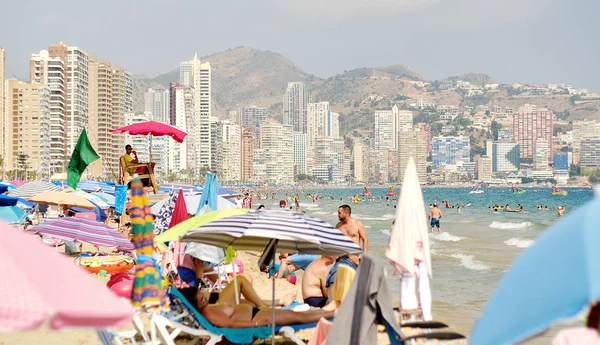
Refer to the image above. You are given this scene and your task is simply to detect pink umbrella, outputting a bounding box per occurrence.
[0,221,133,331]
[110,121,187,162]
[8,180,26,188]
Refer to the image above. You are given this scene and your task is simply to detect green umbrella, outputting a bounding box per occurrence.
[154,208,250,244]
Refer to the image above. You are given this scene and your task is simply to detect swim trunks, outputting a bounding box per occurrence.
[304,296,328,308]
[430,218,440,228]
[289,254,317,270]
[326,256,358,288]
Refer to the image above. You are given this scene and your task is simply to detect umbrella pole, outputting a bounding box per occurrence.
[271,242,277,345]
[149,135,153,163]
[233,261,239,305]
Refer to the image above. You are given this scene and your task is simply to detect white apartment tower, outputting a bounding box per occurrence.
[64,45,89,154]
[180,54,211,168]
[254,121,294,184]
[30,50,67,172]
[375,105,412,150]
[211,120,241,182]
[144,88,170,123]
[169,85,195,172]
[293,132,307,175]
[283,82,309,133]
[242,106,266,137]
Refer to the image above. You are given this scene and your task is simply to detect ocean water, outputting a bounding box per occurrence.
[259,186,595,342]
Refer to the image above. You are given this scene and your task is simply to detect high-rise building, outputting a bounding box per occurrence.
[240,127,255,182]
[283,82,309,133]
[533,139,549,171]
[253,121,294,184]
[431,136,470,170]
[554,153,569,170]
[5,80,51,175]
[111,67,132,169]
[30,49,66,172]
[241,106,266,137]
[144,88,170,123]
[180,54,211,168]
[353,140,365,182]
[313,136,345,184]
[490,141,520,173]
[87,57,113,177]
[169,82,179,126]
[497,128,513,142]
[414,123,431,156]
[169,85,195,172]
[330,112,340,138]
[0,48,5,167]
[124,112,150,164]
[375,106,413,150]
[211,120,241,182]
[572,121,600,152]
[398,129,428,181]
[293,132,307,175]
[227,109,241,125]
[476,156,492,182]
[513,104,553,162]
[580,136,600,168]
[306,101,335,171]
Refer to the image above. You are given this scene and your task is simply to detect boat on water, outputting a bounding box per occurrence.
[359,186,372,197]
[470,185,484,194]
[512,186,526,195]
[385,186,396,197]
[551,185,568,196]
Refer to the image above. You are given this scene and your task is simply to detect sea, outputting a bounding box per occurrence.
[257,186,596,343]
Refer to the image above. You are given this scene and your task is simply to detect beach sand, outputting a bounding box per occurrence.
[0,250,466,345]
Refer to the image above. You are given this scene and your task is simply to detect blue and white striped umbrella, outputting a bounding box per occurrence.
[180,209,362,256]
[77,180,116,194]
[10,181,62,199]
[158,183,201,194]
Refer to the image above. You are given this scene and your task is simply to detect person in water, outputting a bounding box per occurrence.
[429,202,443,233]
[178,276,334,328]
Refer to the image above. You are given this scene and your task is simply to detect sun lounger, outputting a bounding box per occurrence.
[383,319,466,345]
[151,287,323,345]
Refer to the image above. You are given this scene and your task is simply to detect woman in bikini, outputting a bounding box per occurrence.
[179,275,334,328]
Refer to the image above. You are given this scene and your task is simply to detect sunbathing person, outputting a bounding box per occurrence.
[179,276,334,328]
[302,256,335,309]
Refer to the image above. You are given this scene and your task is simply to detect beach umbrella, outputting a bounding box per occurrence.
[0,195,19,207]
[0,221,132,331]
[0,182,17,190]
[385,157,433,321]
[153,189,177,236]
[29,191,96,210]
[470,196,600,345]
[129,176,168,310]
[92,192,116,208]
[10,181,61,198]
[169,189,188,229]
[8,180,26,188]
[0,206,26,224]
[151,193,238,217]
[77,180,115,194]
[154,208,250,244]
[63,188,111,209]
[158,183,200,194]
[180,208,362,342]
[28,218,133,251]
[195,172,218,215]
[110,121,187,161]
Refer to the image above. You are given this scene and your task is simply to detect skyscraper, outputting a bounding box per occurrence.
[353,140,365,182]
[110,67,132,174]
[240,127,255,182]
[513,104,553,162]
[476,156,492,182]
[144,88,170,123]
[30,49,66,172]
[293,132,307,175]
[431,136,471,170]
[375,106,413,150]
[5,80,51,175]
[398,129,428,181]
[283,82,309,133]
[87,57,113,177]
[330,112,340,138]
[254,121,294,184]
[580,136,600,168]
[490,141,520,173]
[533,139,549,171]
[414,122,431,156]
[306,101,334,172]
[241,106,266,137]
[313,137,345,183]
[211,120,241,182]
[180,54,211,168]
[169,85,195,172]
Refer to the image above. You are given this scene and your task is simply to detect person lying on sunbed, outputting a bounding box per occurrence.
[179,275,334,328]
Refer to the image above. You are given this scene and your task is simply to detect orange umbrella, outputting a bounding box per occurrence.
[29,191,96,210]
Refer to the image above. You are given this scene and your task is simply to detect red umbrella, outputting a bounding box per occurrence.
[110,121,187,162]
[110,121,187,143]
[169,189,188,229]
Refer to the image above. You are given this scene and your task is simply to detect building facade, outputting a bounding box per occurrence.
[241,106,266,137]
[414,123,431,156]
[476,156,492,182]
[293,132,307,176]
[240,127,255,182]
[513,104,553,162]
[431,136,471,170]
[398,129,428,182]
[254,121,294,184]
[211,120,241,182]
[491,141,520,173]
[144,88,170,123]
[283,82,309,133]
[313,136,345,184]
[169,85,195,172]
[580,136,600,168]
[353,140,364,182]
[533,139,550,171]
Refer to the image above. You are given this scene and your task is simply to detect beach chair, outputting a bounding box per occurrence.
[151,287,323,345]
[96,313,151,345]
[119,156,158,194]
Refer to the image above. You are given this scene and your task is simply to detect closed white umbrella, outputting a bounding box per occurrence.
[385,156,433,320]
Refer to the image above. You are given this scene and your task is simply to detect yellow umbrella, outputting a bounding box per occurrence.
[29,191,96,210]
[154,208,250,243]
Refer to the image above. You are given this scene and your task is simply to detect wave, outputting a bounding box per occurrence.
[504,238,534,248]
[299,203,319,208]
[353,213,396,221]
[489,221,534,230]
[380,229,391,236]
[312,211,328,215]
[450,254,490,271]
[430,232,463,242]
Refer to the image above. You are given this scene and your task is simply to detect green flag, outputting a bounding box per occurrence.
[67,129,100,189]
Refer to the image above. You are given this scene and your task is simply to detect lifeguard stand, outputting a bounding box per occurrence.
[119,156,159,194]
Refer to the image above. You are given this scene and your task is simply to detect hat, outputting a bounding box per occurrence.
[279,200,287,206]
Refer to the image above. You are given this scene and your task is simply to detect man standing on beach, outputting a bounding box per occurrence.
[429,202,442,233]
[325,205,368,289]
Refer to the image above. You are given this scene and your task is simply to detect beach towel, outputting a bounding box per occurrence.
[400,261,432,320]
[153,189,177,236]
[308,318,333,345]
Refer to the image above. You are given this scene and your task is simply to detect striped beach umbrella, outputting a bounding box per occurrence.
[28,218,134,251]
[77,180,115,194]
[10,181,61,198]
[180,208,362,256]
[129,177,168,310]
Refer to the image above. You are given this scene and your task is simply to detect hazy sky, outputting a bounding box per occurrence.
[2,0,599,91]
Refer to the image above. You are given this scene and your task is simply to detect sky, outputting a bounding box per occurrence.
[2,0,599,91]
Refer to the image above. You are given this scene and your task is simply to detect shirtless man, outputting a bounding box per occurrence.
[179,275,334,328]
[429,202,442,233]
[325,205,368,289]
[294,194,300,211]
[302,256,336,309]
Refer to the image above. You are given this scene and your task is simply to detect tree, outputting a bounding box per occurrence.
[16,153,30,181]
[490,121,502,141]
[569,164,580,177]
